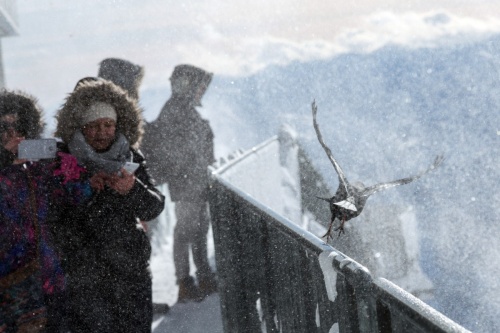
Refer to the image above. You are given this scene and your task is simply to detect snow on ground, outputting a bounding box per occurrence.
[149,185,222,333]
[152,294,223,333]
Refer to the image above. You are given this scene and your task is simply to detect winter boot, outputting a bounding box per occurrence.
[177,276,204,303]
[198,272,218,297]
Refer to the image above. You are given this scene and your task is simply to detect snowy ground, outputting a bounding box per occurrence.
[152,294,223,333]
[149,185,223,333]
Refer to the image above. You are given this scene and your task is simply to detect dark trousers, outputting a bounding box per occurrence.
[173,200,212,282]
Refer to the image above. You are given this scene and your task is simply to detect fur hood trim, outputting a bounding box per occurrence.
[0,89,44,139]
[55,79,144,148]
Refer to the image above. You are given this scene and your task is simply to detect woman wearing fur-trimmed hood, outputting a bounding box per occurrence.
[56,78,144,175]
[53,78,165,333]
[0,89,94,332]
[55,78,143,149]
[0,89,44,168]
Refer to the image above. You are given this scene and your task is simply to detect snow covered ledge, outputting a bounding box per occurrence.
[211,124,302,226]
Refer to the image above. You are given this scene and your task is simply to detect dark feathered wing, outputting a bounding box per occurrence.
[360,154,444,198]
[312,101,353,197]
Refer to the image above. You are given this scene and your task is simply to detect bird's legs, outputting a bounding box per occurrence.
[323,215,346,241]
[322,216,336,241]
[334,216,346,237]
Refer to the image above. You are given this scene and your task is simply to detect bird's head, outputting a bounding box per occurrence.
[352,181,366,192]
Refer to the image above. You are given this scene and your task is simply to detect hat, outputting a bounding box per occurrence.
[169,64,213,102]
[81,102,117,126]
[98,58,144,100]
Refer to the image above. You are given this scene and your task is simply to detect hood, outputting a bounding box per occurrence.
[55,79,144,148]
[98,58,144,100]
[0,89,44,139]
[170,64,213,105]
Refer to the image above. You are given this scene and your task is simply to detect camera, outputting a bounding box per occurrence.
[122,162,139,174]
[18,139,57,160]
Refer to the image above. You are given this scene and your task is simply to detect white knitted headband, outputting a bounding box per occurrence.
[81,102,117,126]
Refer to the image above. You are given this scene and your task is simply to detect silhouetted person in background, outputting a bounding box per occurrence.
[98,58,144,100]
[142,64,217,303]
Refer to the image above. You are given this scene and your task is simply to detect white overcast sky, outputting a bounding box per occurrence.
[3,0,500,112]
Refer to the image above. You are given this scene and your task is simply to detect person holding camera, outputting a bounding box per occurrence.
[0,89,95,332]
[54,78,165,333]
[0,89,44,168]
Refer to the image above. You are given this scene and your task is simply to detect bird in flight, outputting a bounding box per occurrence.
[311,101,444,240]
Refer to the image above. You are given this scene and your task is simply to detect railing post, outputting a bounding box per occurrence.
[209,181,239,332]
[209,181,261,332]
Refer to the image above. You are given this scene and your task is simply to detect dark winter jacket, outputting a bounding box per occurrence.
[0,89,44,169]
[56,147,163,271]
[142,65,215,201]
[55,148,163,332]
[54,79,165,332]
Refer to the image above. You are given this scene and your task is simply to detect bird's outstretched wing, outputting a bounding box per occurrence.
[312,101,352,197]
[360,154,444,198]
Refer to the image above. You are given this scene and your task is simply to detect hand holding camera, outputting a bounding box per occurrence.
[4,136,25,154]
[7,136,27,165]
[89,171,108,192]
[90,167,136,195]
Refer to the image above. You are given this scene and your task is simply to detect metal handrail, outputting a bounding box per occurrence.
[209,168,471,333]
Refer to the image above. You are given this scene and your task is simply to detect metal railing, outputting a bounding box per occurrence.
[208,173,471,333]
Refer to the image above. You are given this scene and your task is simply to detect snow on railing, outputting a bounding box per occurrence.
[208,141,471,333]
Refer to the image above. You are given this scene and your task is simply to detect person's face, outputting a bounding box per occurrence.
[82,118,116,151]
[0,114,21,146]
[193,83,208,106]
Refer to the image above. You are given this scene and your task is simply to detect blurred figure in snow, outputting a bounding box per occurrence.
[141,64,217,303]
